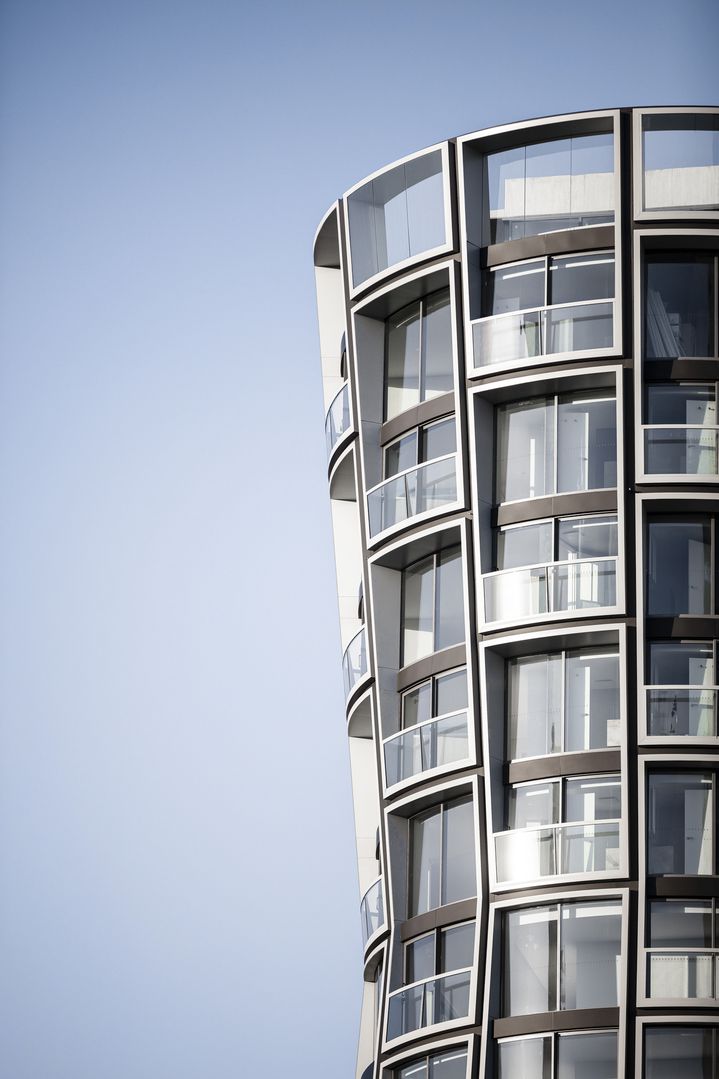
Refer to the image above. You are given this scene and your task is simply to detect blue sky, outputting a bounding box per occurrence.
[0,2,716,1077]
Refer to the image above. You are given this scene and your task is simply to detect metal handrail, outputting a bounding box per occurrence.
[470,295,613,329]
[483,554,616,582]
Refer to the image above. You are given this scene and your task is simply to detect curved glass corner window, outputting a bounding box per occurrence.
[647,640,717,738]
[644,383,719,475]
[644,254,716,359]
[325,383,352,459]
[402,547,464,666]
[395,1047,468,1079]
[648,771,714,875]
[409,795,476,917]
[497,392,617,503]
[644,1025,718,1078]
[503,899,621,1017]
[347,150,447,288]
[642,113,719,213]
[360,878,384,946]
[508,649,620,760]
[646,516,712,616]
[384,667,469,787]
[369,417,457,537]
[498,1031,618,1079]
[342,626,368,698]
[485,133,614,244]
[385,289,453,419]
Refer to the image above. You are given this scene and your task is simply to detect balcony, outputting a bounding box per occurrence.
[646,686,718,737]
[325,383,352,459]
[383,710,469,788]
[494,820,621,884]
[483,556,618,625]
[360,878,384,947]
[472,298,614,370]
[647,950,719,1000]
[644,426,719,476]
[343,627,368,699]
[367,455,458,539]
[386,970,471,1041]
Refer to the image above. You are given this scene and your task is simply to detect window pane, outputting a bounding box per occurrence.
[508,782,558,828]
[649,641,714,685]
[410,808,441,915]
[442,797,476,905]
[435,549,464,651]
[643,113,719,212]
[524,138,572,236]
[406,933,435,983]
[405,151,446,257]
[386,431,418,478]
[499,1037,549,1079]
[648,772,713,875]
[402,681,432,728]
[403,556,435,665]
[646,384,716,425]
[498,521,553,570]
[440,921,475,973]
[386,303,421,418]
[372,165,410,269]
[508,653,562,758]
[497,398,554,502]
[487,145,526,243]
[645,256,714,358]
[644,1026,715,1079]
[428,1048,468,1079]
[649,900,713,947]
[483,260,545,316]
[424,417,456,462]
[398,1059,429,1079]
[422,290,453,401]
[565,776,621,822]
[647,518,711,616]
[435,668,468,715]
[558,515,618,559]
[557,394,616,493]
[549,253,615,305]
[504,906,557,1015]
[565,650,620,751]
[560,900,621,1009]
[557,1032,618,1079]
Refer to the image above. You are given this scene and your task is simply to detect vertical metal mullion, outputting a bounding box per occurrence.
[714,255,718,360]
[432,552,439,656]
[439,799,444,906]
[418,296,425,405]
[553,394,559,497]
[555,904,562,1012]
[560,649,566,755]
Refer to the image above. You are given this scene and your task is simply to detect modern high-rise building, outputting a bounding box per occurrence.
[313,108,719,1079]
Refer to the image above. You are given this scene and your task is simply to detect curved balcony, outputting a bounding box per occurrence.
[472,298,614,370]
[367,455,458,539]
[343,627,368,699]
[483,556,618,626]
[386,969,471,1041]
[646,686,718,737]
[494,819,621,885]
[360,878,384,947]
[383,709,469,788]
[647,949,719,1001]
[325,383,352,459]
[644,426,719,476]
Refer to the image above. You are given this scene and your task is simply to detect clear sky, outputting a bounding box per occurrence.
[0,2,716,1077]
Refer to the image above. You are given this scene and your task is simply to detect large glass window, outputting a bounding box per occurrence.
[385,290,453,419]
[503,900,621,1016]
[402,548,464,665]
[395,1048,468,1079]
[647,899,719,1001]
[644,383,719,477]
[405,921,475,984]
[497,515,618,571]
[644,1026,718,1078]
[496,392,617,503]
[642,112,719,213]
[483,253,615,317]
[645,254,716,359]
[385,417,455,478]
[385,667,469,787]
[648,771,714,875]
[508,649,620,759]
[485,133,615,244]
[498,1031,617,1079]
[646,516,713,616]
[647,641,716,737]
[409,796,476,916]
[348,150,446,287]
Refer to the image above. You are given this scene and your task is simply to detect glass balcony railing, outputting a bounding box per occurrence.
[644,426,719,475]
[646,686,718,737]
[386,969,471,1040]
[325,384,352,459]
[494,820,621,884]
[483,556,617,625]
[360,878,384,947]
[383,710,469,787]
[647,950,719,1000]
[472,298,614,369]
[342,627,368,699]
[367,455,458,538]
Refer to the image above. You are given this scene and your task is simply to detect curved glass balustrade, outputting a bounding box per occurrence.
[494,820,621,884]
[367,455,458,538]
[343,627,368,699]
[360,878,384,946]
[325,383,352,459]
[483,556,617,624]
[472,298,614,369]
[644,427,719,475]
[383,709,469,787]
[647,950,719,1000]
[386,969,471,1040]
[646,686,718,737]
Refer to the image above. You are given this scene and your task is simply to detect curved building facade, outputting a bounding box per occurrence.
[313,108,719,1079]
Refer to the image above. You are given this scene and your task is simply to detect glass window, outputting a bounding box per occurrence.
[647,517,712,616]
[402,548,464,665]
[497,521,553,570]
[386,430,419,478]
[499,1037,549,1079]
[649,900,713,948]
[508,653,563,758]
[385,418,455,479]
[556,395,616,493]
[565,650,621,752]
[401,668,467,729]
[497,398,554,502]
[348,150,446,287]
[643,113,719,212]
[507,775,620,829]
[409,797,476,916]
[557,515,618,560]
[646,383,717,425]
[442,797,476,906]
[504,905,557,1015]
[483,260,545,316]
[396,1048,468,1079]
[556,1032,618,1079]
[644,1026,716,1078]
[649,641,714,684]
[406,933,435,983]
[549,253,615,305]
[410,806,441,914]
[385,290,453,419]
[508,781,558,829]
[434,548,464,653]
[645,255,715,359]
[648,772,714,874]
